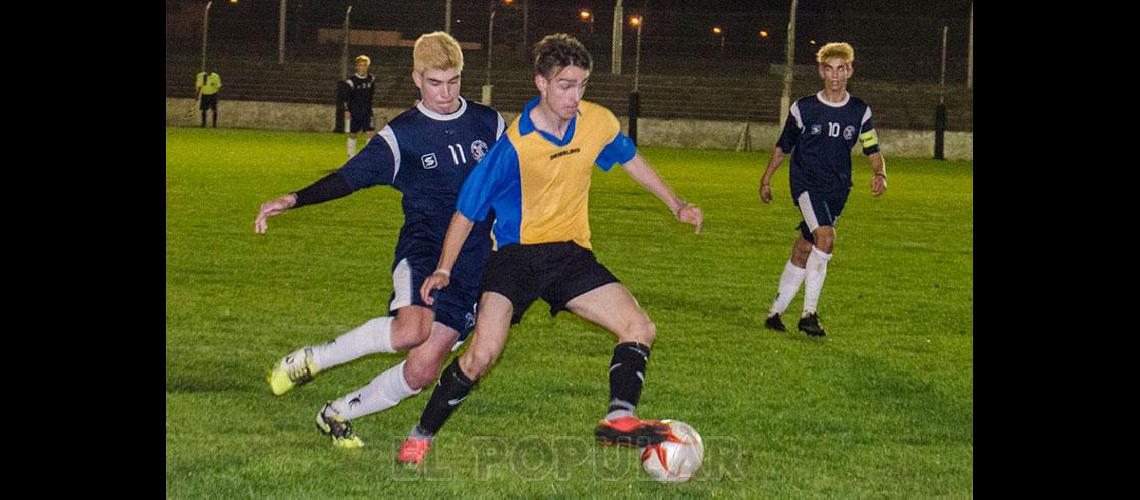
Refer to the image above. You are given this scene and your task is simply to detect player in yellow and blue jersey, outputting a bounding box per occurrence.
[758,42,888,337]
[396,33,704,466]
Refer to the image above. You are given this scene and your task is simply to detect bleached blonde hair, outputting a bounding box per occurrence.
[816,42,854,65]
[414,31,464,75]
[354,55,371,65]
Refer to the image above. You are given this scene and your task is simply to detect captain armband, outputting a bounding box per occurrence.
[859,130,879,149]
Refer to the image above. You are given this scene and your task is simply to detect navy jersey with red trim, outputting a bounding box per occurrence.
[776,92,881,196]
[345,73,375,114]
[336,97,506,255]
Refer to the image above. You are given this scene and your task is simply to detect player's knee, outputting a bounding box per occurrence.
[390,317,431,351]
[403,360,443,390]
[813,228,835,252]
[460,347,497,380]
[625,315,656,346]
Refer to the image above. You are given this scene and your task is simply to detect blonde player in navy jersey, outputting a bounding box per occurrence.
[395,33,703,466]
[254,32,506,448]
[758,42,887,337]
[343,55,376,158]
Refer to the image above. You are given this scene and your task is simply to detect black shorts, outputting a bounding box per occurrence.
[199,94,218,111]
[348,112,374,133]
[480,241,620,325]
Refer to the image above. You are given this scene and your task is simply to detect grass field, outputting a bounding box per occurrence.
[166,127,972,497]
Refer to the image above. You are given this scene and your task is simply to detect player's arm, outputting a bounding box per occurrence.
[622,153,703,234]
[254,173,353,234]
[869,152,887,197]
[254,128,398,233]
[421,139,514,301]
[419,212,475,305]
[759,147,786,204]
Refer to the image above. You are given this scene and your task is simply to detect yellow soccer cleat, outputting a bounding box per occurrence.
[267,347,319,396]
[316,403,364,448]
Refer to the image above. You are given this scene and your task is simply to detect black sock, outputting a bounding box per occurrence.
[418,357,477,435]
[608,342,651,415]
[200,111,206,128]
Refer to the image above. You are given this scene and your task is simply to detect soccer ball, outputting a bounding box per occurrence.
[639,419,704,483]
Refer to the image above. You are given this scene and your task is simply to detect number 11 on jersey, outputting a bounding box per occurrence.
[447,143,467,165]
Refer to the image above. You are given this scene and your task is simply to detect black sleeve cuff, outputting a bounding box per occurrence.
[293,172,353,208]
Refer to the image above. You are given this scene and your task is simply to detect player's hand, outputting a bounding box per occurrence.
[676,203,703,235]
[420,270,451,305]
[871,175,887,197]
[254,194,297,234]
[759,183,773,204]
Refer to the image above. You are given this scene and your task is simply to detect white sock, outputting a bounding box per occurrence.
[347,136,357,157]
[769,260,807,316]
[328,360,421,420]
[802,247,832,316]
[310,316,395,370]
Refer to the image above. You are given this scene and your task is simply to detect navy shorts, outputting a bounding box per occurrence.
[793,189,849,243]
[388,238,485,342]
[348,111,374,133]
[479,241,620,325]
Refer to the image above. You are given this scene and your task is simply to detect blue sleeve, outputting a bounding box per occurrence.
[337,127,398,190]
[595,131,637,171]
[457,138,518,222]
[775,112,799,153]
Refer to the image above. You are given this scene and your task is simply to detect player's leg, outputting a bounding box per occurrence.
[362,115,376,143]
[268,256,437,395]
[796,190,843,336]
[563,283,671,447]
[398,292,515,465]
[765,233,812,331]
[799,225,834,336]
[316,322,460,448]
[309,252,443,364]
[199,96,207,128]
[210,98,218,128]
[346,112,358,158]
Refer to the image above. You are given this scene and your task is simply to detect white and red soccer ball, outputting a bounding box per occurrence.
[639,419,704,483]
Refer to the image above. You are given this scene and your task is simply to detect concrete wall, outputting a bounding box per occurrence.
[167,98,972,160]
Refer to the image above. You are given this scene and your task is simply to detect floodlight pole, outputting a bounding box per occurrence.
[278,0,287,65]
[201,1,212,75]
[779,0,798,128]
[935,25,948,160]
[967,1,973,89]
[445,0,452,34]
[341,5,352,80]
[612,0,623,74]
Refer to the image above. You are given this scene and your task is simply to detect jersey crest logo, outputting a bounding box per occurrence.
[421,153,438,169]
[843,125,856,140]
[810,124,822,135]
[470,140,489,161]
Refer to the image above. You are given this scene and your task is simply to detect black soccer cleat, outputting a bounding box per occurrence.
[764,313,787,332]
[798,313,826,337]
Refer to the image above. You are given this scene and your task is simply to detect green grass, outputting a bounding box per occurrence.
[167,127,972,498]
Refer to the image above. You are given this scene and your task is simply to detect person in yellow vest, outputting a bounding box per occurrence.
[195,71,222,128]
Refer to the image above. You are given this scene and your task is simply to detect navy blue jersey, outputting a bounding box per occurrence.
[345,73,375,114]
[776,92,881,196]
[337,96,506,255]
